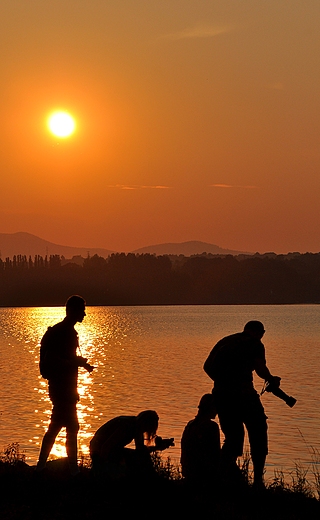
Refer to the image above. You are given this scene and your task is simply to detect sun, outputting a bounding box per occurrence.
[47,110,76,138]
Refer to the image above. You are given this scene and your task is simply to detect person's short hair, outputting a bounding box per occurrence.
[66,295,86,310]
[243,320,265,333]
[198,393,217,412]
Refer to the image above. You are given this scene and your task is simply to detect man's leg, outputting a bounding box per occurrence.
[220,423,244,482]
[218,399,245,483]
[36,421,61,471]
[244,395,268,487]
[65,403,80,475]
[251,453,266,486]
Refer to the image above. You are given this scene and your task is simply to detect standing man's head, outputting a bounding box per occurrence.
[65,295,86,324]
[243,320,265,339]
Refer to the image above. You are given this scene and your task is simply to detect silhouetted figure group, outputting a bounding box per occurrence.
[36,296,294,492]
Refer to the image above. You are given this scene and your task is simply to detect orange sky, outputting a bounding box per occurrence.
[1,1,320,254]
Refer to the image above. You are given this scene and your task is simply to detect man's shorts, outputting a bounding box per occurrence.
[50,401,79,431]
[216,390,268,458]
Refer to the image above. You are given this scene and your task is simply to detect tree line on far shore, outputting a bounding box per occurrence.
[0,251,320,306]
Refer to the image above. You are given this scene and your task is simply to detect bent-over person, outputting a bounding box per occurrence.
[90,410,174,480]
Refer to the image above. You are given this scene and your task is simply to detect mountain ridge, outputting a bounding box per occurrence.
[131,240,253,256]
[0,232,115,259]
[0,232,253,259]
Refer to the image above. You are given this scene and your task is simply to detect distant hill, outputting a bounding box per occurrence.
[131,240,253,256]
[0,232,115,259]
[0,233,253,260]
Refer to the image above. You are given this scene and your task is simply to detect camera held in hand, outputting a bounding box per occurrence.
[79,356,95,373]
[154,436,175,451]
[84,362,95,373]
[261,378,296,408]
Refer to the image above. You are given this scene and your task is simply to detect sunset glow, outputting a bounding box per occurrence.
[2,2,320,254]
[47,111,76,138]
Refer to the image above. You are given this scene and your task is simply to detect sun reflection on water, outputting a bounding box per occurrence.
[1,304,320,478]
[17,306,141,462]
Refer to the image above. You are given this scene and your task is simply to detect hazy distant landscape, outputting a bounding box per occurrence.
[0,236,319,306]
[2,4,320,519]
[0,232,253,259]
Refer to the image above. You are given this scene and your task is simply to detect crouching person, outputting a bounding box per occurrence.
[90,410,174,480]
[181,394,221,492]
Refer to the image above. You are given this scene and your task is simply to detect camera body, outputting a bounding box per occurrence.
[78,356,95,373]
[264,381,296,408]
[154,436,175,451]
[83,362,95,373]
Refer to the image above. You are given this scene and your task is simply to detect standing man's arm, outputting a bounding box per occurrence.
[77,356,95,372]
[254,358,281,386]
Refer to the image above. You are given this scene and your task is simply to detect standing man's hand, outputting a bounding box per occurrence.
[268,375,281,387]
[78,356,95,372]
[84,362,95,373]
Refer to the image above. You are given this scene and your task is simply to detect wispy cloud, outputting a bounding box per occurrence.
[162,23,233,41]
[210,184,259,189]
[107,184,171,190]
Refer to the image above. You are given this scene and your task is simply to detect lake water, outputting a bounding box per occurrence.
[0,304,319,482]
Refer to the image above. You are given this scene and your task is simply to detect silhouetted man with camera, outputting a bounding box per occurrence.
[36,295,94,475]
[204,320,280,488]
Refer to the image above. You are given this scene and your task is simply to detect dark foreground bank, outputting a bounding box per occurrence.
[1,459,320,520]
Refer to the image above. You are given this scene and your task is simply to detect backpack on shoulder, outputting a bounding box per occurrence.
[39,327,54,379]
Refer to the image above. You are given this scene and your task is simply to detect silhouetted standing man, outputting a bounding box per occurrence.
[36,295,94,475]
[204,321,280,488]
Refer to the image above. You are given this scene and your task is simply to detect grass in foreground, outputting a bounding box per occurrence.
[238,449,320,501]
[1,444,320,519]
